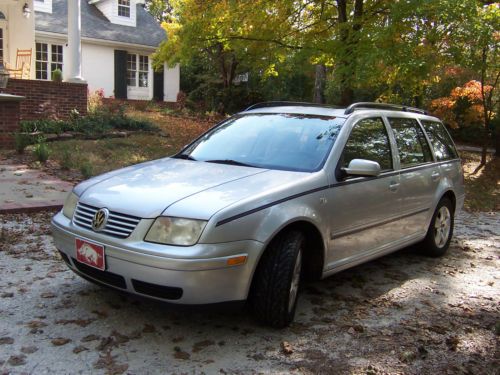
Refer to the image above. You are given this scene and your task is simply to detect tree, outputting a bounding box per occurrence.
[447,2,500,161]
[144,0,173,23]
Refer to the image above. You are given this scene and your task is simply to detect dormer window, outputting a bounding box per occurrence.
[118,0,130,18]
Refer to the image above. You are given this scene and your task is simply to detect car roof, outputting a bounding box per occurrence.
[243,105,347,118]
[241,102,442,122]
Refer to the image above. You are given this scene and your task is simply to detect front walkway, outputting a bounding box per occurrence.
[0,162,74,214]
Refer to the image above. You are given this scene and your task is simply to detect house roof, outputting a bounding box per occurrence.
[35,0,166,48]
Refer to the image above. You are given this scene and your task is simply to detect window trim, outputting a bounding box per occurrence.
[35,41,63,80]
[419,119,459,162]
[336,116,395,180]
[126,53,149,89]
[118,0,131,18]
[387,116,434,169]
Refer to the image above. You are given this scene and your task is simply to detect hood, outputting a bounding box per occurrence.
[78,158,268,218]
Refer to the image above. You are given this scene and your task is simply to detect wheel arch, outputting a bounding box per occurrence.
[249,219,325,299]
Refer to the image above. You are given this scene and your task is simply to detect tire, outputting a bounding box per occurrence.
[421,198,454,257]
[251,230,304,328]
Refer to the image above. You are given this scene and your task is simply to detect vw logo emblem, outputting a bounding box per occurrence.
[92,208,109,231]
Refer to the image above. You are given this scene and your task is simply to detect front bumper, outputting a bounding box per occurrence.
[51,211,264,304]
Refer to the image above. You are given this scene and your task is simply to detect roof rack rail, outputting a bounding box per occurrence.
[344,102,428,115]
[245,101,339,111]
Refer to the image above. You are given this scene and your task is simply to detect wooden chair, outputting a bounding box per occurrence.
[5,49,32,79]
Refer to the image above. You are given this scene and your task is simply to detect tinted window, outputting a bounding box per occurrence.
[389,118,433,168]
[421,120,458,161]
[341,118,392,170]
[183,114,345,172]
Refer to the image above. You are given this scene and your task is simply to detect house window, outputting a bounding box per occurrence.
[127,53,148,88]
[138,55,148,87]
[118,0,130,17]
[36,42,63,80]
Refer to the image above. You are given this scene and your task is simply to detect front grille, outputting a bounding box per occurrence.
[132,279,183,300]
[72,258,127,289]
[73,202,141,238]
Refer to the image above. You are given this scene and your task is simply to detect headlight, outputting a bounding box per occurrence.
[62,192,79,219]
[145,217,207,246]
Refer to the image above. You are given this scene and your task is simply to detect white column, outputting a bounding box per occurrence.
[67,0,85,83]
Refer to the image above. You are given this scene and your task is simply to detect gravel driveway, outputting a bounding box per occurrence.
[0,211,498,374]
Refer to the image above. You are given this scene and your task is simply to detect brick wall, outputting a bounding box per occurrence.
[0,99,21,148]
[4,79,87,120]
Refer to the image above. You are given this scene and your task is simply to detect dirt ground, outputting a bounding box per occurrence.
[0,211,498,375]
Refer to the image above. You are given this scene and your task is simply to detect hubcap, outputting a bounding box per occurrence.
[434,206,451,248]
[288,249,302,313]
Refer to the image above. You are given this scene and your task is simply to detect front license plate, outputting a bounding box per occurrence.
[75,238,105,271]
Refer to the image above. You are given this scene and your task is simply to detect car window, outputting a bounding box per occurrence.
[388,118,433,168]
[182,113,345,172]
[420,120,459,161]
[341,117,392,171]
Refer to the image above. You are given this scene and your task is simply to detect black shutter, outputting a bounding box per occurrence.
[114,50,127,99]
[153,70,164,101]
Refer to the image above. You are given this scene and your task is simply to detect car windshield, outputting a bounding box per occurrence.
[178,113,345,172]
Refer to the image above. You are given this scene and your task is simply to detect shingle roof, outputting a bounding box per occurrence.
[35,0,166,48]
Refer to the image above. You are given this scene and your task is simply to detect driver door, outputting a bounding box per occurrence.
[325,117,402,270]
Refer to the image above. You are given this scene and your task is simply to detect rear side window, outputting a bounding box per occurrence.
[388,118,433,168]
[420,120,459,161]
[341,117,393,171]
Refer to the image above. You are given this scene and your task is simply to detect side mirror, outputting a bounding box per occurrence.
[343,159,381,177]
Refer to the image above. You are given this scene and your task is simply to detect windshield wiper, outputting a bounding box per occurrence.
[173,154,197,161]
[205,159,256,168]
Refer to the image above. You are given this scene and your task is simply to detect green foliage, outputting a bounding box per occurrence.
[19,109,157,137]
[79,161,94,179]
[33,139,50,163]
[14,133,33,154]
[59,146,73,170]
[51,68,62,82]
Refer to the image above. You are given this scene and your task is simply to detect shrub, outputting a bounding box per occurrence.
[20,119,67,134]
[79,161,94,179]
[52,69,63,82]
[33,139,50,162]
[59,147,73,170]
[19,110,157,138]
[14,133,33,154]
[88,88,105,114]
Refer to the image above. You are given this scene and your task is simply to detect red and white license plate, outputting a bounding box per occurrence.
[75,238,105,271]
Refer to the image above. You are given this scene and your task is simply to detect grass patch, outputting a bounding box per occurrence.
[49,134,181,177]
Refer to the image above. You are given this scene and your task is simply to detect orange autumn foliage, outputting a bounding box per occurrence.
[430,80,494,129]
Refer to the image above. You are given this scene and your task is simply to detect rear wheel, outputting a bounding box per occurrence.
[421,198,454,257]
[251,230,304,328]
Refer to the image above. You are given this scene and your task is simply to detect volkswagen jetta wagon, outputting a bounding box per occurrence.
[52,102,464,327]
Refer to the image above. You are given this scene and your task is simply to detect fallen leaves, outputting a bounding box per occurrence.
[7,354,27,366]
[51,338,71,346]
[0,337,14,345]
[281,341,293,355]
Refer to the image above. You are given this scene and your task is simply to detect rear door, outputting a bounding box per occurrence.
[386,117,437,237]
[326,117,401,269]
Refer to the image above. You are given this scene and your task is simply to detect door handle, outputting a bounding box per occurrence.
[431,171,440,181]
[389,181,400,191]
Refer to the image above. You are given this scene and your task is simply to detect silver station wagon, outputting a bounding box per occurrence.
[52,102,465,327]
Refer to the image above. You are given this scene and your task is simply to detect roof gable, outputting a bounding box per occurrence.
[35,0,166,48]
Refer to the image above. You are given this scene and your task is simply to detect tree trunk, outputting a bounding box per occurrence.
[495,127,500,157]
[313,64,327,104]
[335,0,364,106]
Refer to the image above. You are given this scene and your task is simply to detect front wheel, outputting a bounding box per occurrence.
[421,198,454,257]
[251,230,304,328]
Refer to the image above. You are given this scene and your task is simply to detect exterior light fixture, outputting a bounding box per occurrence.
[0,62,9,89]
[22,3,31,18]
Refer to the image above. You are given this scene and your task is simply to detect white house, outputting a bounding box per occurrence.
[0,0,179,101]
